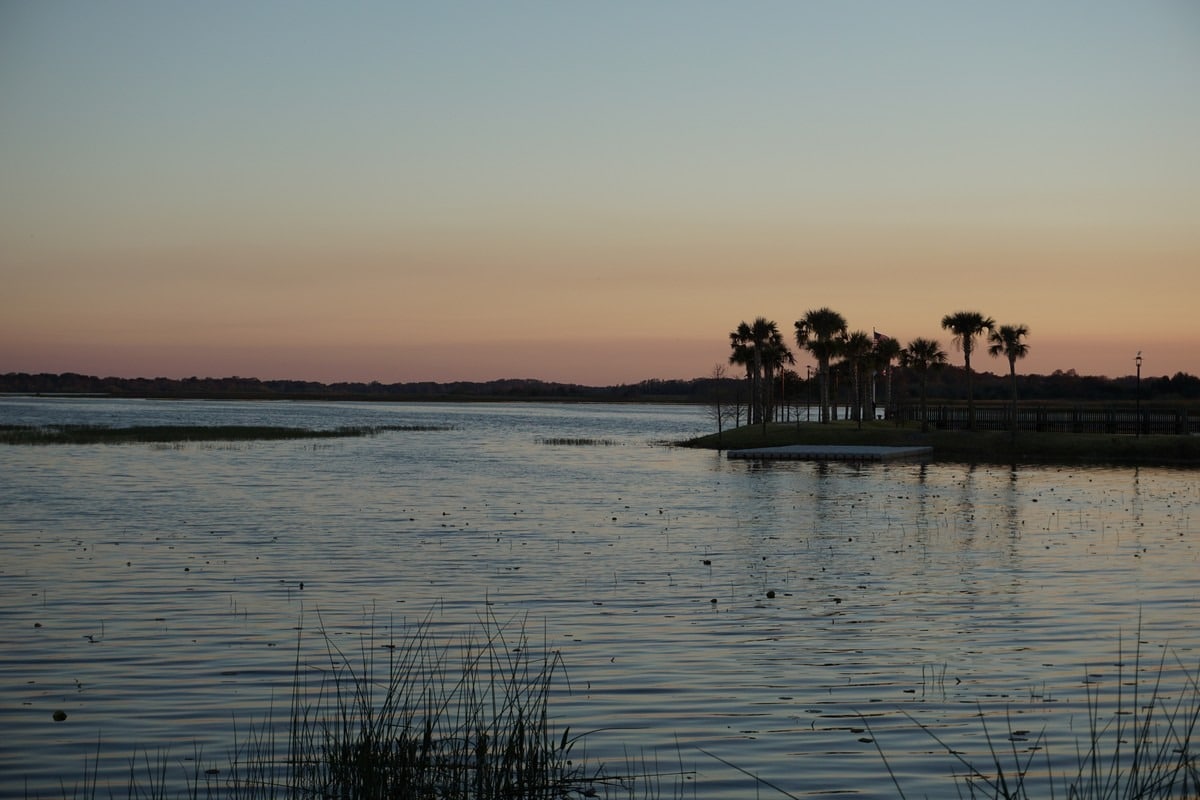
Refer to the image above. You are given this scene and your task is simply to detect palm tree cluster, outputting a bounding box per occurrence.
[729,318,794,432]
[729,308,1031,433]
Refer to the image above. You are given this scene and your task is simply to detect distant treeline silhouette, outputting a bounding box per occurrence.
[0,372,697,402]
[2,368,1199,404]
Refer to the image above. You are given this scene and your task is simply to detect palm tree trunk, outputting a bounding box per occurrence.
[965,350,975,431]
[853,368,863,430]
[919,374,930,433]
[819,360,830,424]
[761,365,774,433]
[1009,357,1018,442]
[753,353,763,426]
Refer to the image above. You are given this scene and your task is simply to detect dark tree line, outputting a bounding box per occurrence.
[3,368,1198,406]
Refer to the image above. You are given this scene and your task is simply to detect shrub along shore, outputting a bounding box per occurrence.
[681,421,1200,466]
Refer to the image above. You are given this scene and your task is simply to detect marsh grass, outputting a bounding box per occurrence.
[535,437,621,446]
[284,609,583,799]
[53,610,687,799]
[54,616,1199,799]
[871,639,1200,799]
[0,423,453,445]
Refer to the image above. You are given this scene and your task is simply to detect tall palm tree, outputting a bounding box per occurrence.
[987,324,1030,440]
[759,327,794,431]
[940,310,995,430]
[730,318,790,428]
[729,322,758,426]
[840,330,874,429]
[901,338,948,433]
[872,334,902,420]
[795,308,847,424]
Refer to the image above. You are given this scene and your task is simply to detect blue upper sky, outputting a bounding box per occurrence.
[2,1,1198,382]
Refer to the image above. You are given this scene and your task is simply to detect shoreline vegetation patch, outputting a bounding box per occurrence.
[0,423,455,445]
[535,436,621,446]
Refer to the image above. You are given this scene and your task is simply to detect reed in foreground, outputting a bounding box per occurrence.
[282,610,590,799]
[869,639,1200,799]
[54,610,689,799]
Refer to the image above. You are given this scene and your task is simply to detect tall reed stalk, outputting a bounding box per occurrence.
[52,609,686,799]
[277,608,583,799]
[871,636,1200,799]
[262,608,686,799]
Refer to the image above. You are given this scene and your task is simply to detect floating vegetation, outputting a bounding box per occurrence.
[0,423,455,446]
[386,424,458,432]
[536,437,621,446]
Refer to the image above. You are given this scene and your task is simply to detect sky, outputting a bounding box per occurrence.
[2,1,1198,385]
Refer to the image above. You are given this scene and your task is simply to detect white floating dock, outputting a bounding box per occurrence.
[727,444,933,462]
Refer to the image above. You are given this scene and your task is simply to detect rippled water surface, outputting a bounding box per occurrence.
[2,397,1198,798]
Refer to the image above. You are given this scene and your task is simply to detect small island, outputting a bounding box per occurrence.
[682,421,1200,466]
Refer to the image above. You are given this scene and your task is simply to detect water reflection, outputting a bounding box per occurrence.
[0,399,1196,799]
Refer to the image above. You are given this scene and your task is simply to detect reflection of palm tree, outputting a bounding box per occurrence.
[901,338,948,432]
[795,308,847,424]
[840,330,874,429]
[941,311,995,430]
[988,324,1030,440]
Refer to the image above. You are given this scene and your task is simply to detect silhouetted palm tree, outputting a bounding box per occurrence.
[902,338,948,432]
[872,334,902,420]
[841,330,874,429]
[940,310,995,430]
[988,324,1030,440]
[795,308,847,424]
[730,318,790,428]
[729,322,758,425]
[759,327,794,431]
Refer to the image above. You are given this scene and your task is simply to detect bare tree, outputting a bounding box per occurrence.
[707,363,737,446]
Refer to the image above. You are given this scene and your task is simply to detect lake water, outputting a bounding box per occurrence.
[1,397,1198,798]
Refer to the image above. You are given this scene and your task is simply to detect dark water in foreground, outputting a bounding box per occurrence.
[1,397,1197,798]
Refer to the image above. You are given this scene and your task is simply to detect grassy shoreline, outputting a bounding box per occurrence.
[680,421,1200,466]
[0,423,452,445]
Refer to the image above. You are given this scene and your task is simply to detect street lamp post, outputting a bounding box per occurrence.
[1135,351,1142,437]
[806,366,813,423]
[780,370,786,423]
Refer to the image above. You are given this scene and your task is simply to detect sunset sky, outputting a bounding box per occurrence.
[3,2,1198,385]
